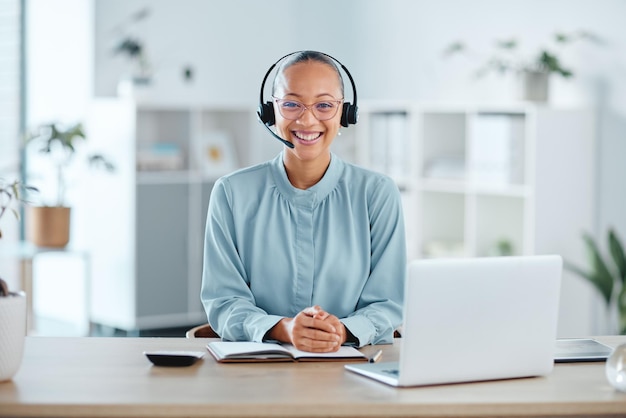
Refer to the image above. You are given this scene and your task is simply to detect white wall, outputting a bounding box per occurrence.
[93,0,357,105]
[27,0,93,124]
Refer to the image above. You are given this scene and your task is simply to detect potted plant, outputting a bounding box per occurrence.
[112,7,152,85]
[0,178,36,381]
[114,37,152,85]
[0,179,37,239]
[565,228,626,334]
[443,30,603,101]
[25,122,114,248]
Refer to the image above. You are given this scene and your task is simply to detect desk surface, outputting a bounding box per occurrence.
[1,336,625,418]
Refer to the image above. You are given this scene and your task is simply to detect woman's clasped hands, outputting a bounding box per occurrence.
[271,305,348,353]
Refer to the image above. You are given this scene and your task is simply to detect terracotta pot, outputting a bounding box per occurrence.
[27,206,71,248]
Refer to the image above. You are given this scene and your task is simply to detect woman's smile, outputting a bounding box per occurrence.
[292,130,323,144]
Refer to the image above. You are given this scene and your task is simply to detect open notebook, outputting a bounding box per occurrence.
[207,341,367,363]
[346,255,563,387]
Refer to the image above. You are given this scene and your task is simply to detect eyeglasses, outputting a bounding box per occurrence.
[272,97,343,121]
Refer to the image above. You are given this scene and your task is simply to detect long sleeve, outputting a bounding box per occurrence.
[201,152,406,346]
[340,175,406,346]
[201,176,285,342]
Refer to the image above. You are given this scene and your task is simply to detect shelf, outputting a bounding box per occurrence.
[136,170,193,184]
[353,101,594,261]
[419,178,467,194]
[418,179,531,198]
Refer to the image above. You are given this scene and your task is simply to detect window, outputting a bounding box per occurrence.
[0,0,24,246]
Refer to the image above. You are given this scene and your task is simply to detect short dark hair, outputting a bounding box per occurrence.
[272,51,345,97]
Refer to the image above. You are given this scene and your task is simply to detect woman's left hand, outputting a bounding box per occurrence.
[267,305,348,352]
[306,306,348,348]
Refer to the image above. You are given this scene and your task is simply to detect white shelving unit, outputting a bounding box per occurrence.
[80,97,284,333]
[81,97,594,334]
[354,102,595,263]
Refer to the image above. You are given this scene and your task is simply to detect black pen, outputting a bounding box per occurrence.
[368,349,383,363]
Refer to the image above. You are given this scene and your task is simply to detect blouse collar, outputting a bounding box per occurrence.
[270,151,343,208]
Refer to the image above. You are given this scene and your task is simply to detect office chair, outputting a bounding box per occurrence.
[185,323,220,338]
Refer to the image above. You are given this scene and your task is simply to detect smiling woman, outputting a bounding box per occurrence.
[201,51,407,353]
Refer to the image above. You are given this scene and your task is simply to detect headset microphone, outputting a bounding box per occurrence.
[256,111,295,149]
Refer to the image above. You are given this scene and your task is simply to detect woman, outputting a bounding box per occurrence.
[201,51,406,352]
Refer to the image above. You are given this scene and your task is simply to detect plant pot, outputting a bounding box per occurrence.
[26,206,71,248]
[518,70,549,102]
[0,290,27,381]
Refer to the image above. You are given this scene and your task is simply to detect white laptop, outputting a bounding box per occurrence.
[346,255,563,387]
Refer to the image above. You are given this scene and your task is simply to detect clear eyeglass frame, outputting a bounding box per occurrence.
[272,97,344,121]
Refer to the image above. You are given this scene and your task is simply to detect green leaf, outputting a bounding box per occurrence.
[34,122,85,156]
[618,285,626,335]
[582,233,615,305]
[114,38,143,57]
[535,51,574,78]
[495,39,517,50]
[11,181,20,199]
[609,228,626,284]
[559,69,573,78]
[442,42,465,57]
[576,30,605,45]
[88,154,116,172]
[563,259,591,278]
[563,257,617,312]
[554,33,570,43]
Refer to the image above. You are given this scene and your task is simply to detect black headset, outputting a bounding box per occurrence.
[257,51,359,129]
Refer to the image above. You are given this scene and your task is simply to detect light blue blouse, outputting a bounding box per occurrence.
[201,152,406,347]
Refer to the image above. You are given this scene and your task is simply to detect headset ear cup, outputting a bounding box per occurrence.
[341,102,358,127]
[348,104,358,125]
[341,103,350,127]
[259,101,275,126]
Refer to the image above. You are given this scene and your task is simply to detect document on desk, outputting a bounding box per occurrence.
[207,341,367,363]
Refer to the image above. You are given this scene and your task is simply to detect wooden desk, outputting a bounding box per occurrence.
[1,336,625,418]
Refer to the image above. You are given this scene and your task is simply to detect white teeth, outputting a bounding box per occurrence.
[294,132,321,141]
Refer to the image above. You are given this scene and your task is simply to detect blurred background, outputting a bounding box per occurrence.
[1,0,625,338]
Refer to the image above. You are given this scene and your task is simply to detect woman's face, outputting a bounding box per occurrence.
[273,61,343,164]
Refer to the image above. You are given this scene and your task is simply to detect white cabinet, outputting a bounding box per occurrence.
[353,102,595,263]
